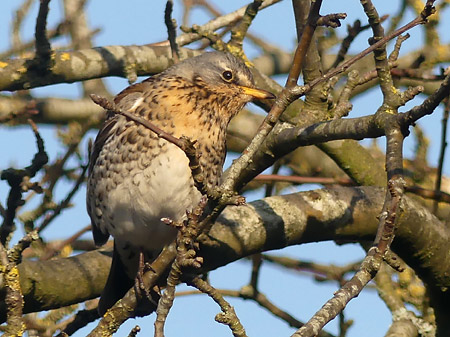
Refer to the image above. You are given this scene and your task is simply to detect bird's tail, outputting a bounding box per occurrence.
[98,244,135,316]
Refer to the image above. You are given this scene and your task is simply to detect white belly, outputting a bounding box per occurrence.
[102,144,201,251]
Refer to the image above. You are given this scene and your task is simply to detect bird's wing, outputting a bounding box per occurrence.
[87,81,153,246]
[89,81,155,173]
[86,114,117,246]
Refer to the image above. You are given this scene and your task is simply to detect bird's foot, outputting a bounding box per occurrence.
[208,186,246,206]
[134,251,158,303]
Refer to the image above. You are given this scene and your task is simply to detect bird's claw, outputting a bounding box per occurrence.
[207,186,246,206]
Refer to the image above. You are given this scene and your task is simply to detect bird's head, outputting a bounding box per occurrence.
[164,52,275,103]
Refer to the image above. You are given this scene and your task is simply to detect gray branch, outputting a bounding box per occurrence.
[1,186,448,323]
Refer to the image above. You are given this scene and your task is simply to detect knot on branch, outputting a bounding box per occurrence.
[388,177,406,199]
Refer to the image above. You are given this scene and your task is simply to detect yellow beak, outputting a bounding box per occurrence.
[239,86,275,100]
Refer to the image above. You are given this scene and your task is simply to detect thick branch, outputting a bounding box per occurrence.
[0,46,201,92]
[2,186,448,323]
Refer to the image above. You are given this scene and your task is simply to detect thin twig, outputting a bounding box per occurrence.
[32,0,53,72]
[262,254,361,281]
[0,120,48,246]
[165,0,180,63]
[255,174,354,186]
[287,0,323,88]
[37,164,89,233]
[228,0,263,57]
[374,127,405,255]
[188,277,248,337]
[328,15,388,71]
[433,97,449,213]
[40,224,91,261]
[402,70,450,125]
[360,0,396,101]
[1,22,99,60]
[7,230,39,264]
[174,0,282,47]
[154,196,208,337]
[291,250,381,337]
[56,308,99,337]
[405,185,450,204]
[12,0,34,50]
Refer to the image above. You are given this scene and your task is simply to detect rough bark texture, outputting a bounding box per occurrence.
[2,186,448,323]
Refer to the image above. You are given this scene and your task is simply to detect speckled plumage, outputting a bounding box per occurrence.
[86,52,273,315]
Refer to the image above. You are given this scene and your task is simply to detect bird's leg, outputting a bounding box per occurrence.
[133,250,161,308]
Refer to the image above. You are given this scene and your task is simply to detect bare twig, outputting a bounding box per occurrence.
[11,0,34,50]
[262,254,361,281]
[40,225,91,261]
[255,174,354,186]
[7,230,39,265]
[32,0,53,72]
[36,164,89,234]
[374,129,405,256]
[316,13,347,28]
[433,98,449,213]
[56,308,99,337]
[175,0,281,47]
[1,23,100,60]
[291,250,381,337]
[405,185,450,204]
[164,0,180,63]
[287,0,324,88]
[329,15,388,71]
[0,120,48,246]
[154,196,208,337]
[154,261,182,337]
[402,71,450,125]
[175,287,336,336]
[188,277,248,337]
[228,0,263,57]
[391,68,447,81]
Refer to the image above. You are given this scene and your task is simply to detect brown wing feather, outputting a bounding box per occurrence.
[87,80,154,246]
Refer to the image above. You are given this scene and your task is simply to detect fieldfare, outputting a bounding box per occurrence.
[87,51,274,315]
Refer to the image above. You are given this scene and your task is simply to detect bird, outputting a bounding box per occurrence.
[86,51,275,315]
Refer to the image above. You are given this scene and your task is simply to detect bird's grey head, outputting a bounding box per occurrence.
[164,52,255,89]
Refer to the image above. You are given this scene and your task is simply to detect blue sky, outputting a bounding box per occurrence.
[1,1,448,336]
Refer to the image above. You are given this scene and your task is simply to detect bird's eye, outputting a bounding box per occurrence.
[221,70,233,82]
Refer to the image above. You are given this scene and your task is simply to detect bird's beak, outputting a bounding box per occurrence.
[239,86,276,100]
